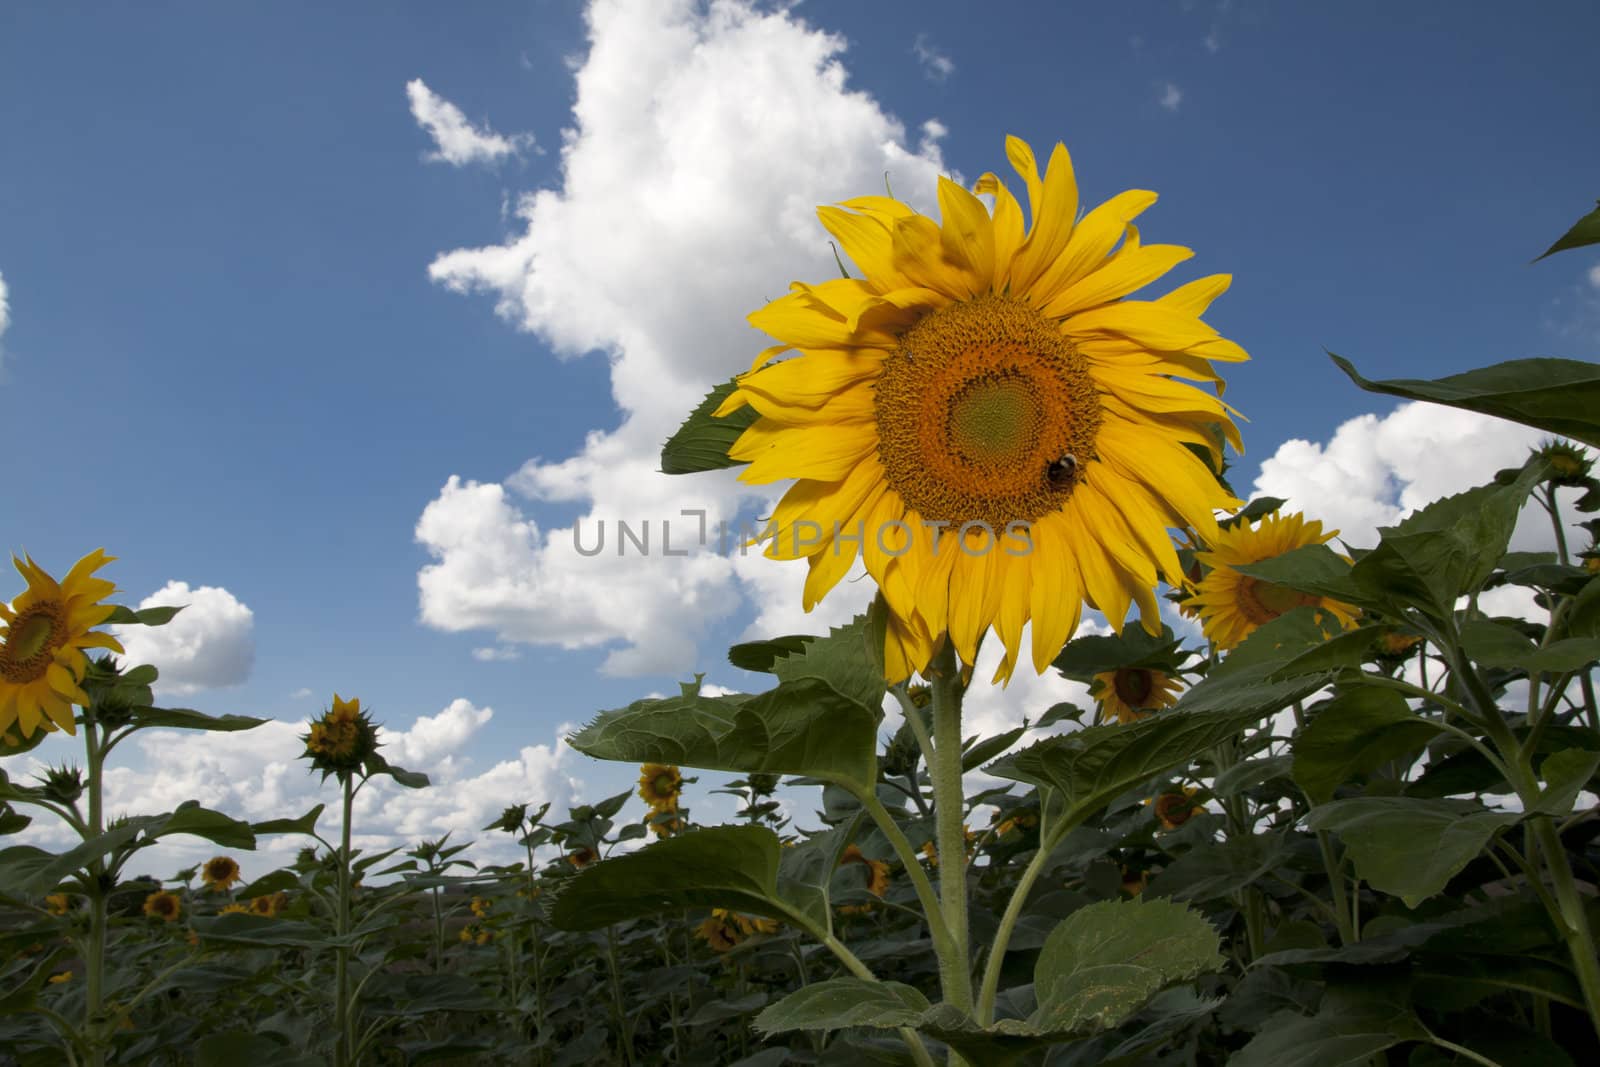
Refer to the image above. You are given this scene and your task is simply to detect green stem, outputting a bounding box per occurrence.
[927,642,973,1014]
[83,721,107,1067]
[1544,487,1571,567]
[1316,830,1357,945]
[858,791,959,970]
[603,926,636,1066]
[818,932,936,1067]
[523,839,549,1066]
[975,826,1057,1025]
[334,774,355,1067]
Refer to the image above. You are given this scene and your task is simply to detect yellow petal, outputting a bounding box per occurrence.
[936,176,995,295]
[1028,516,1084,673]
[974,172,1026,293]
[1009,142,1080,295]
[1028,190,1159,309]
[1040,243,1192,319]
[731,420,877,485]
[818,205,909,290]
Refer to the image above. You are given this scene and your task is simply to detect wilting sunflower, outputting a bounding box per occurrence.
[1090,666,1182,724]
[143,890,182,922]
[201,856,241,892]
[637,763,682,811]
[838,844,892,914]
[694,908,777,953]
[1187,511,1358,650]
[716,136,1246,682]
[0,550,124,738]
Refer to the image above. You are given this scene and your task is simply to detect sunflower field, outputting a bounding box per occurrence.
[4,140,1600,1066]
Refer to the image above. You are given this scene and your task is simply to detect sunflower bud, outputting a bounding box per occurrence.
[36,764,85,805]
[300,693,381,780]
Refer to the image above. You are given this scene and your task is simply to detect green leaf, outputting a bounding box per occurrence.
[987,707,1265,836]
[0,822,144,895]
[550,825,787,931]
[961,726,1028,771]
[1052,621,1186,682]
[1212,755,1293,797]
[152,802,256,849]
[194,1032,320,1067]
[363,751,430,789]
[1029,898,1224,1033]
[1462,617,1600,673]
[753,978,931,1034]
[1331,352,1600,450]
[767,616,886,714]
[1220,496,1288,530]
[251,803,324,837]
[660,378,760,474]
[1291,687,1442,804]
[1169,609,1349,719]
[775,818,861,931]
[728,635,815,673]
[128,707,268,732]
[1146,833,1288,902]
[570,674,879,791]
[190,914,335,948]
[1531,748,1600,816]
[1349,464,1544,620]
[1535,199,1600,261]
[1231,544,1375,612]
[1229,994,1424,1067]
[1304,797,1519,908]
[366,973,497,1014]
[105,604,186,626]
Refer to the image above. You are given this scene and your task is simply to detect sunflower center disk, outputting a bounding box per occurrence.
[0,608,61,682]
[874,295,1101,532]
[1113,667,1155,707]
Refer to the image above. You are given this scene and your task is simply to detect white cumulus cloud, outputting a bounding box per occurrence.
[114,581,255,696]
[913,33,954,82]
[406,78,534,166]
[1251,401,1577,552]
[419,0,949,675]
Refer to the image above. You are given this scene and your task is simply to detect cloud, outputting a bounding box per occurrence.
[290,687,313,699]
[11,700,581,879]
[114,581,255,696]
[0,270,9,372]
[1158,82,1183,112]
[471,645,524,662]
[419,0,948,675]
[912,33,954,82]
[1251,401,1576,551]
[1204,28,1222,53]
[406,78,534,166]
[1589,263,1600,290]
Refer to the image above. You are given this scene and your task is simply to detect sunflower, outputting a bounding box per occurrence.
[1148,787,1205,830]
[302,693,379,778]
[248,892,287,917]
[218,903,250,916]
[0,550,124,738]
[201,856,241,892]
[44,892,72,916]
[565,846,598,869]
[470,895,491,919]
[637,763,682,811]
[694,910,745,953]
[1090,666,1182,725]
[838,843,892,913]
[1187,511,1358,650]
[715,137,1245,682]
[143,890,181,922]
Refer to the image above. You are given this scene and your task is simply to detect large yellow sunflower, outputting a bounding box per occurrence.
[1186,511,1358,650]
[717,137,1246,682]
[0,550,124,738]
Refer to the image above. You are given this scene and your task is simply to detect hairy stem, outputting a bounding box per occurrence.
[927,642,973,1014]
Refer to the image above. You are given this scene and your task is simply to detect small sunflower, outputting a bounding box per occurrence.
[247,892,287,917]
[838,844,892,913]
[1148,787,1205,830]
[1090,666,1182,724]
[0,550,124,738]
[48,971,73,985]
[992,810,1039,837]
[143,890,182,922]
[470,895,492,919]
[715,136,1246,683]
[918,826,978,867]
[637,763,683,810]
[1377,630,1424,657]
[218,903,250,916]
[565,846,598,870]
[1534,439,1592,486]
[302,693,380,778]
[44,892,72,916]
[201,856,241,892]
[1187,512,1358,650]
[694,910,745,953]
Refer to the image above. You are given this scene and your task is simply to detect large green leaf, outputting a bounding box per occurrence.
[152,802,256,849]
[1169,609,1351,719]
[1029,898,1224,1033]
[767,616,887,714]
[1531,748,1600,816]
[1331,352,1600,450]
[753,978,930,1033]
[1291,687,1442,804]
[194,1032,321,1067]
[570,666,879,791]
[1460,617,1600,673]
[1535,199,1600,261]
[128,706,268,732]
[987,707,1265,835]
[1229,993,1424,1067]
[1146,833,1288,902]
[660,378,759,474]
[1303,797,1519,908]
[1051,621,1186,682]
[0,823,144,895]
[775,819,861,931]
[1229,544,1377,611]
[1347,464,1543,621]
[550,825,788,931]
[251,803,325,837]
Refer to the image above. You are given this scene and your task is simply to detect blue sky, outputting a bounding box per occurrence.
[2,0,1597,875]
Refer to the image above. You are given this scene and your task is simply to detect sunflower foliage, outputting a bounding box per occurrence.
[0,171,1598,1067]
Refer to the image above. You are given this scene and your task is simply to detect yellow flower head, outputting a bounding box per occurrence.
[48,970,73,985]
[1187,512,1358,650]
[302,693,379,777]
[1148,786,1206,830]
[0,550,124,738]
[694,910,745,953]
[44,892,72,916]
[1090,666,1182,725]
[219,903,250,916]
[565,846,598,870]
[637,763,683,810]
[838,843,892,913]
[201,856,241,892]
[716,137,1246,683]
[247,892,287,917]
[470,895,491,919]
[143,890,182,922]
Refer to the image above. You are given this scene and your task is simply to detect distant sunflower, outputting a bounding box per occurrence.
[45,893,72,916]
[565,846,598,870]
[143,890,181,922]
[302,693,379,778]
[248,892,287,917]
[1149,787,1205,831]
[694,910,745,953]
[201,856,241,892]
[716,136,1246,682]
[1090,666,1182,724]
[0,550,124,738]
[637,763,682,811]
[1187,512,1357,650]
[838,844,892,914]
[218,903,250,916]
